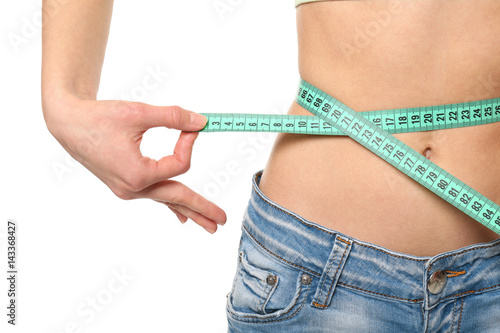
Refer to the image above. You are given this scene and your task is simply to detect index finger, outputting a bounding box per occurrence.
[135,104,207,131]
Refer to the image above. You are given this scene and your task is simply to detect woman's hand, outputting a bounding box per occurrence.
[43,94,226,233]
[41,0,225,233]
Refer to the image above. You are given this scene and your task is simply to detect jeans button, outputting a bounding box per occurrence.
[428,270,447,294]
[301,274,311,285]
[266,274,277,286]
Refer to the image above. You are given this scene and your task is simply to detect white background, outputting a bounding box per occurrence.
[1,1,298,332]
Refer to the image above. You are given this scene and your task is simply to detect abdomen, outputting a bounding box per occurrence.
[259,0,500,256]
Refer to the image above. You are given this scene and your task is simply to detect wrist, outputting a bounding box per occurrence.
[41,84,92,139]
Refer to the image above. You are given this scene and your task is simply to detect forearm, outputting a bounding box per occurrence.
[41,0,114,110]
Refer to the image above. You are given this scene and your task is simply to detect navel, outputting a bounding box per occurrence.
[423,147,432,159]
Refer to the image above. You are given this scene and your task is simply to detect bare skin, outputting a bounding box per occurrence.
[42,0,500,248]
[259,0,500,256]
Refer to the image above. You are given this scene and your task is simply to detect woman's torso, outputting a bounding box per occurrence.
[259,0,500,256]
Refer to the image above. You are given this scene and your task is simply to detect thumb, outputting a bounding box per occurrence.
[136,104,207,131]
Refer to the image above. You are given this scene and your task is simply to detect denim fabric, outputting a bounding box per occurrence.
[226,170,500,333]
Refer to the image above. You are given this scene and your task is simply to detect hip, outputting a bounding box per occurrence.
[226,171,500,332]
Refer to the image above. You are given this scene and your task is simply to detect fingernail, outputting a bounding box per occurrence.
[204,226,215,234]
[190,113,207,128]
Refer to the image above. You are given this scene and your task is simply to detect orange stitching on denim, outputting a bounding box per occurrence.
[337,236,351,245]
[254,172,428,264]
[312,301,327,308]
[445,270,466,278]
[259,274,277,314]
[438,283,500,302]
[227,279,311,324]
[450,299,457,333]
[337,281,423,303]
[255,171,500,274]
[243,224,321,277]
[428,242,500,270]
[231,280,303,320]
[314,244,340,306]
[316,244,350,308]
[457,298,464,333]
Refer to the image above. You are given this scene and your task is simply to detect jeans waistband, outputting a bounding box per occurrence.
[242,170,500,309]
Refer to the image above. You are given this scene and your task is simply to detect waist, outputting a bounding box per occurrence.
[244,170,500,306]
[260,99,500,256]
[260,1,500,255]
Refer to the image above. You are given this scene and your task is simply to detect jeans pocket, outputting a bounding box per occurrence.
[233,251,284,315]
[227,242,311,323]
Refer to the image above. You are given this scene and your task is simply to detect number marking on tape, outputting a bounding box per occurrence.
[198,80,500,234]
[200,98,500,135]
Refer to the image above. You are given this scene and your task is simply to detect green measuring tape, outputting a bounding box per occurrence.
[199,79,500,235]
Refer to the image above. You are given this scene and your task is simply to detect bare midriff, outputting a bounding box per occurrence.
[259,0,500,256]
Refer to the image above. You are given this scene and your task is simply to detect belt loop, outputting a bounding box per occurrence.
[311,235,352,310]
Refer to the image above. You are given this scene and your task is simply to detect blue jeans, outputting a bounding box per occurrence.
[226,170,500,332]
